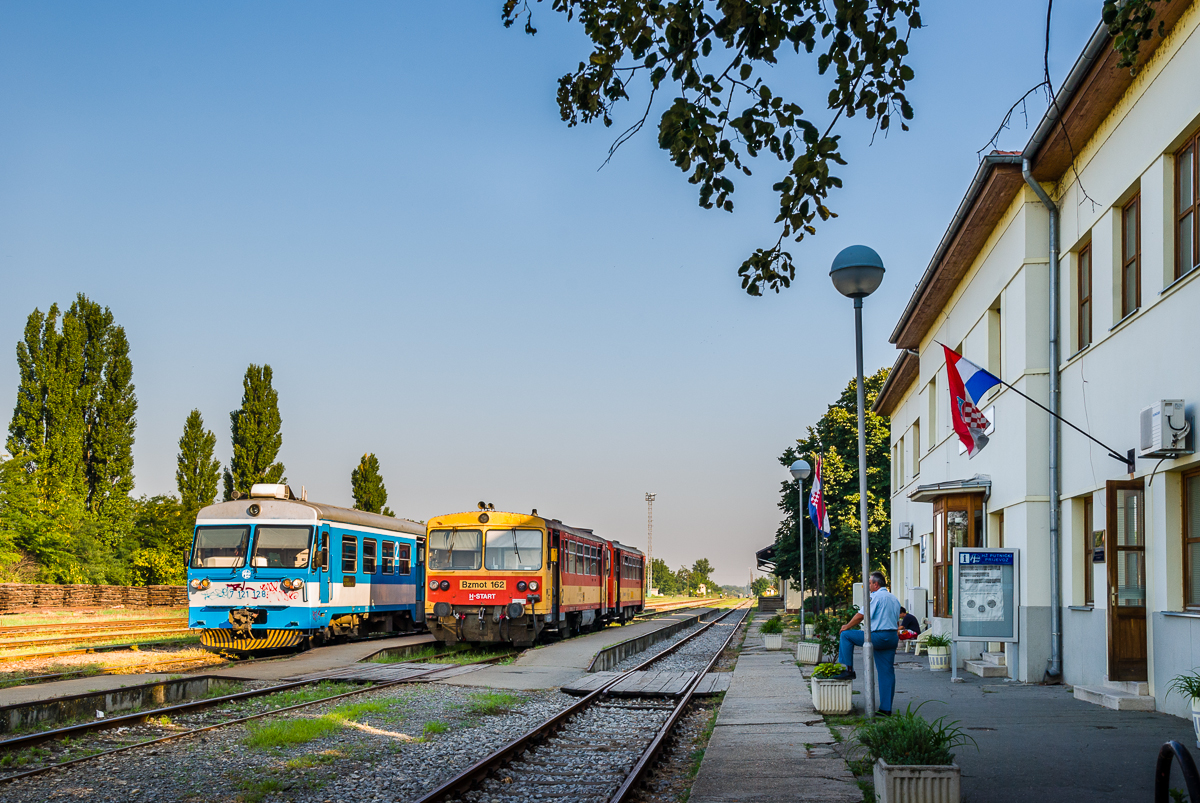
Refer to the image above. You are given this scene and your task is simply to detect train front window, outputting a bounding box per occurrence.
[250,526,312,569]
[428,529,482,570]
[191,526,251,569]
[484,529,543,571]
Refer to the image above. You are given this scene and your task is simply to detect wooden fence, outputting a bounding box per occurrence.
[0,583,187,611]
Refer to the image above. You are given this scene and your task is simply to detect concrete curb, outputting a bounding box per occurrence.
[586,608,718,673]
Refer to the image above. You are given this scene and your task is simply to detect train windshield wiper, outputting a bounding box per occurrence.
[512,530,523,568]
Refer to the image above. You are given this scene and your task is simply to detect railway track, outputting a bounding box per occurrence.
[0,649,519,783]
[0,617,186,637]
[415,603,750,803]
[0,626,194,651]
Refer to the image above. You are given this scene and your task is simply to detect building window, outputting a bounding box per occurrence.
[1078,243,1092,349]
[1122,196,1141,318]
[927,377,937,447]
[1083,495,1094,605]
[912,421,921,478]
[1178,132,1199,279]
[897,436,905,488]
[1185,470,1200,609]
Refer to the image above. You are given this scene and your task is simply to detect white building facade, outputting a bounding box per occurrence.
[876,1,1200,718]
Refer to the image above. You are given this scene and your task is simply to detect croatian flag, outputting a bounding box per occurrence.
[943,345,1001,458]
[808,456,831,538]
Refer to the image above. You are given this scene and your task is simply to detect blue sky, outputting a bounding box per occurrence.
[0,2,1099,586]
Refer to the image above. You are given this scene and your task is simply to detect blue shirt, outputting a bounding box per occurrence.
[869,586,903,633]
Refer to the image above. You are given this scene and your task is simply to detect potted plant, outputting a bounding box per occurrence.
[1167,670,1200,748]
[760,615,785,650]
[810,662,853,715]
[925,633,952,672]
[853,703,976,803]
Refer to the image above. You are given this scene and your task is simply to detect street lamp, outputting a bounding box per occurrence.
[789,459,812,634]
[830,244,885,719]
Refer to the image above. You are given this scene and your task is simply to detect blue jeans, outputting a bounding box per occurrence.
[838,629,900,713]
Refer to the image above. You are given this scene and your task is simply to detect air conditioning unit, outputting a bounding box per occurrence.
[899,522,914,541]
[1139,400,1193,458]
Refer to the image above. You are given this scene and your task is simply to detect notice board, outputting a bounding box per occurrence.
[952,547,1019,643]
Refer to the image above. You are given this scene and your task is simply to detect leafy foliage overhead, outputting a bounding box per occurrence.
[504,0,920,295]
[351,453,395,517]
[223,364,286,500]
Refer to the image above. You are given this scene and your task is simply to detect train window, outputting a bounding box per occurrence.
[427,529,482,571]
[382,541,395,574]
[566,542,575,574]
[485,529,542,571]
[398,544,411,575]
[251,526,312,569]
[341,535,357,574]
[191,526,250,568]
[363,539,377,574]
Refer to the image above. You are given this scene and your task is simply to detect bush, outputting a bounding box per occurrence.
[812,662,846,679]
[1168,671,1200,702]
[759,615,785,635]
[853,703,976,766]
[812,605,858,654]
[925,633,952,648]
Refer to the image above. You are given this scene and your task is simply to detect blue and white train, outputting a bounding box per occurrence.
[187,484,426,654]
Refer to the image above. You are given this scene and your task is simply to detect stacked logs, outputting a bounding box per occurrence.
[0,583,187,612]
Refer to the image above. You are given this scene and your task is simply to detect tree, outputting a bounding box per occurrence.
[128,495,190,586]
[675,565,693,594]
[651,557,677,595]
[773,367,891,608]
[6,294,137,546]
[751,576,772,597]
[223,364,286,500]
[507,2,1167,293]
[351,453,395,516]
[177,410,220,514]
[691,557,714,590]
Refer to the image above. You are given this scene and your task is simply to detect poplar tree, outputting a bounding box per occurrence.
[177,410,220,513]
[6,294,137,544]
[223,365,285,500]
[351,453,394,516]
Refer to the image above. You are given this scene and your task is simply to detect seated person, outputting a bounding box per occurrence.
[898,606,921,639]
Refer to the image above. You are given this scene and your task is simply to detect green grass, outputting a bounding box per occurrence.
[466,691,521,716]
[262,681,358,708]
[368,645,515,666]
[236,777,285,803]
[243,716,341,749]
[423,721,449,737]
[368,644,463,664]
[0,746,50,768]
[199,680,245,699]
[285,749,343,769]
[327,700,391,721]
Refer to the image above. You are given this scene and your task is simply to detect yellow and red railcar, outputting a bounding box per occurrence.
[425,508,644,646]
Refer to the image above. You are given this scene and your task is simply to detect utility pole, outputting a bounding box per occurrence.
[645,493,656,598]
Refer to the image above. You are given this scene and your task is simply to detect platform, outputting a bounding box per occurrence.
[686,612,860,803]
[437,609,716,690]
[561,669,731,697]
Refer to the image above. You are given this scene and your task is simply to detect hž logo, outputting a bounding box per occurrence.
[468,592,498,602]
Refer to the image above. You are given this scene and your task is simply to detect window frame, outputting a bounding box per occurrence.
[341,534,358,574]
[1176,131,1199,280]
[1083,495,1094,605]
[1078,243,1092,350]
[1184,468,1200,610]
[381,540,395,574]
[1121,195,1141,318]
[398,543,412,575]
[362,538,377,574]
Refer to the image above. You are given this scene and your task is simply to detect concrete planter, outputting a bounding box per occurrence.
[810,677,853,715]
[805,623,815,639]
[763,633,784,650]
[927,645,951,672]
[1192,698,1200,748]
[873,758,961,803]
[796,641,821,664]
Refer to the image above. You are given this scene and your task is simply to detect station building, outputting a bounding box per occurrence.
[875,1,1200,718]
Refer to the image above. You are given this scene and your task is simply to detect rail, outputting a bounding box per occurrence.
[413,602,750,803]
[1155,740,1200,803]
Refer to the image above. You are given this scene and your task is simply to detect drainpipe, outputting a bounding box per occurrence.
[1022,158,1062,680]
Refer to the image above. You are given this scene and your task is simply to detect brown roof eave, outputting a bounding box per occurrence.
[873,350,919,417]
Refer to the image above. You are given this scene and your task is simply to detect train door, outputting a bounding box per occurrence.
[551,529,561,628]
[318,527,331,604]
[604,546,614,615]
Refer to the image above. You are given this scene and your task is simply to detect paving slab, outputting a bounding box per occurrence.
[438,610,714,690]
[688,613,860,803]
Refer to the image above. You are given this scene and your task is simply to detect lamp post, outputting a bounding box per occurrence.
[830,244,886,719]
[789,459,812,634]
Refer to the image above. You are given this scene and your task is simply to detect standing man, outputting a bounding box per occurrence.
[833,570,901,716]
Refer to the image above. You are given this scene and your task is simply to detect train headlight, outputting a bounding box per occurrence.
[429,580,439,591]
[528,581,538,592]
[189,579,201,590]
[439,580,450,591]
[282,578,304,591]
[189,578,211,591]
[516,581,527,592]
